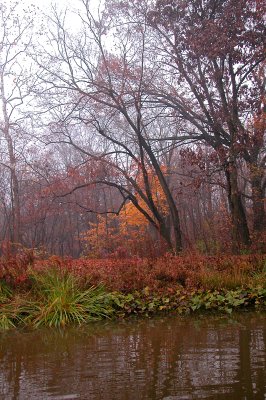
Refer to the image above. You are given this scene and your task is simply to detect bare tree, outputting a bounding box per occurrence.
[33,1,183,252]
[0,2,35,246]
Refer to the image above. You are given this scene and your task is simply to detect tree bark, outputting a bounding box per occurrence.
[142,142,182,252]
[250,168,265,233]
[225,161,251,253]
[0,72,21,247]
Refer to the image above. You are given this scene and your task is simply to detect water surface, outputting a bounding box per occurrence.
[0,312,266,399]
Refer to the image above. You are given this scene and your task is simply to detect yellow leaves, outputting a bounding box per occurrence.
[82,215,120,258]
[120,169,169,228]
[120,203,147,230]
[82,167,169,257]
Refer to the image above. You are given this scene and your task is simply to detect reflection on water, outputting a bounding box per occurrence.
[0,312,265,399]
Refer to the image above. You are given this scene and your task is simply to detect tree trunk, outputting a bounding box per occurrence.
[250,169,265,233]
[170,209,182,253]
[1,68,21,249]
[158,219,173,251]
[142,142,183,252]
[10,169,21,245]
[225,161,251,253]
[3,130,21,247]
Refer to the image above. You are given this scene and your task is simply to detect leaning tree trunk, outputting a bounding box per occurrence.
[142,142,182,253]
[225,161,251,253]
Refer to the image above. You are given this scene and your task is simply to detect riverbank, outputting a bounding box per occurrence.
[1,254,265,329]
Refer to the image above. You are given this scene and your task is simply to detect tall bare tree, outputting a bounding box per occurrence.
[0,2,35,245]
[34,1,183,252]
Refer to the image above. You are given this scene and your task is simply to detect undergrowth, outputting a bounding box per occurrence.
[0,253,265,330]
[0,269,114,329]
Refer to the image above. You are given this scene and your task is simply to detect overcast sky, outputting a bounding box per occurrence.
[20,0,71,9]
[16,0,102,34]
[18,0,100,13]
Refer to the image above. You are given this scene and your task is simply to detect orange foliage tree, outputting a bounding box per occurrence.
[82,168,170,257]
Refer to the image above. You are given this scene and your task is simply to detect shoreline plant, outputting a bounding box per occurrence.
[0,253,265,330]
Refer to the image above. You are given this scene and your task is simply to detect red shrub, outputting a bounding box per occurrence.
[0,251,265,293]
[0,247,35,287]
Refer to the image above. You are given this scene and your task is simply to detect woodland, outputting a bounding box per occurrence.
[0,0,265,258]
[0,0,265,329]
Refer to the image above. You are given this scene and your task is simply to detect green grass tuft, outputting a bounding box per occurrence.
[0,311,16,330]
[0,280,12,303]
[27,268,114,328]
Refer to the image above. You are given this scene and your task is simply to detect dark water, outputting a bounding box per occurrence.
[0,312,266,400]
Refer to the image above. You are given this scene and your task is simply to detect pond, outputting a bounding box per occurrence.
[0,312,265,399]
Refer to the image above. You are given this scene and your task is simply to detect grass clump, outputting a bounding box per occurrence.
[27,268,114,328]
[0,280,12,303]
[199,272,250,290]
[0,304,18,330]
[0,281,15,330]
[0,292,26,330]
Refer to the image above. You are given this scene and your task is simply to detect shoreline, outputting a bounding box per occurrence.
[1,282,266,330]
[1,254,265,330]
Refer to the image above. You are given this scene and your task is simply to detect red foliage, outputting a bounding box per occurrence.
[1,251,264,293]
[48,253,266,290]
[0,244,35,287]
